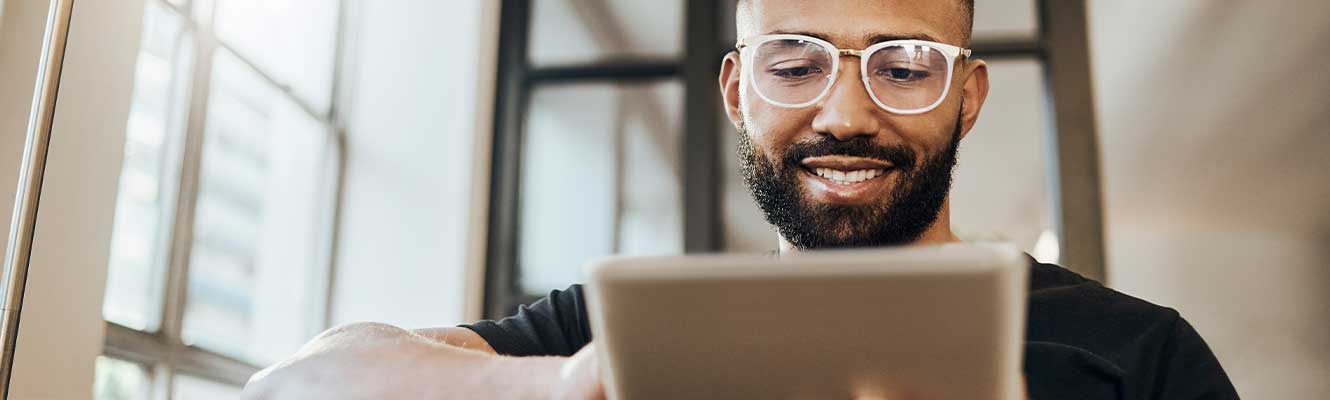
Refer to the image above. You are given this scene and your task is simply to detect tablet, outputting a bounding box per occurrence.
[584,243,1028,400]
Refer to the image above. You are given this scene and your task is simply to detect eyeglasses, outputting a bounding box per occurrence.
[736,34,972,115]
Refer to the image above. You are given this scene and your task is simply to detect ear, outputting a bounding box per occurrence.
[719,51,743,128]
[957,58,990,142]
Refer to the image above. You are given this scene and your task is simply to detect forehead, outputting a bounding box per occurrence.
[739,0,967,48]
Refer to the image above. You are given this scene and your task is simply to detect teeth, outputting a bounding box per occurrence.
[812,168,886,184]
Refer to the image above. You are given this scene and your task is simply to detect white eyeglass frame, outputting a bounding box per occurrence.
[736,34,973,115]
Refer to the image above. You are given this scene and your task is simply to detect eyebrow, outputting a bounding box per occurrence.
[766,30,946,45]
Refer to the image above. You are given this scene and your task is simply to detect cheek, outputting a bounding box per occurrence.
[883,111,958,154]
[742,93,817,155]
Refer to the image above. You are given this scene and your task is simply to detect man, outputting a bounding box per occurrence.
[243,0,1239,399]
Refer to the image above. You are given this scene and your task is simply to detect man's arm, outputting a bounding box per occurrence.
[414,326,501,353]
[240,322,603,400]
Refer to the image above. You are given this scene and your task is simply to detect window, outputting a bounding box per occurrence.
[97,0,342,397]
[484,0,724,316]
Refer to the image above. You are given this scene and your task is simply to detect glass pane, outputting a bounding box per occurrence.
[973,0,1039,40]
[92,356,149,400]
[720,60,1056,259]
[173,374,241,400]
[529,0,684,66]
[211,0,339,113]
[180,49,336,365]
[519,81,684,293]
[192,0,215,24]
[103,0,192,332]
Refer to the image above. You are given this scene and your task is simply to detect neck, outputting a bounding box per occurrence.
[777,200,961,255]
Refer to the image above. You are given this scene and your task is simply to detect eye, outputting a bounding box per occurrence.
[878,67,930,82]
[771,65,823,78]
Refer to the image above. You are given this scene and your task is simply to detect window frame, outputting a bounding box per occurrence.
[483,0,727,317]
[483,0,1108,318]
[99,0,348,394]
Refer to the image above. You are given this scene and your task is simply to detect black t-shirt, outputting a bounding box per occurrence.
[463,258,1239,399]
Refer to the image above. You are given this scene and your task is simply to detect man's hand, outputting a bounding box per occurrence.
[550,344,606,400]
[242,322,1019,400]
[241,322,604,400]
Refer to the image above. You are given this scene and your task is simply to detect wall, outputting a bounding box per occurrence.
[1,0,144,398]
[328,0,498,328]
[1089,1,1330,398]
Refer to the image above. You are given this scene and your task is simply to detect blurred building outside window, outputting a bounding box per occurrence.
[95,0,342,398]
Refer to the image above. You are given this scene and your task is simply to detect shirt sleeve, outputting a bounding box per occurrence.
[1148,314,1240,400]
[460,284,592,357]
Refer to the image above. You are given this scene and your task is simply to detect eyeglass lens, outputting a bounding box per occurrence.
[750,39,951,111]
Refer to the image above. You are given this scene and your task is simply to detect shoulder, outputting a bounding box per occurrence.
[1026,261,1183,360]
[1027,260,1179,325]
[1021,260,1181,382]
[1025,261,1240,398]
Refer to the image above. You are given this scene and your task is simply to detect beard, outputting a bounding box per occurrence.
[737,115,962,250]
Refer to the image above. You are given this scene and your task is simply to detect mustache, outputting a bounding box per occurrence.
[780,136,917,172]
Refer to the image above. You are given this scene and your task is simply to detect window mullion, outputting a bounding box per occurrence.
[154,16,219,399]
[483,0,535,319]
[681,0,723,252]
[970,37,1045,60]
[150,362,173,400]
[103,323,168,367]
[1037,0,1107,282]
[173,346,260,387]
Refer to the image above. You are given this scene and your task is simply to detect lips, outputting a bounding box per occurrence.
[800,155,896,171]
[798,155,897,204]
[801,155,895,185]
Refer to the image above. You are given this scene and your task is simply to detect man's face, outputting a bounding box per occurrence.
[721,0,988,250]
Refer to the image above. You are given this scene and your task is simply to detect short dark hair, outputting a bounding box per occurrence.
[737,0,975,42]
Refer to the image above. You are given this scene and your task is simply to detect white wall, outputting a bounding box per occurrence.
[1,0,144,398]
[1089,1,1330,398]
[329,1,498,328]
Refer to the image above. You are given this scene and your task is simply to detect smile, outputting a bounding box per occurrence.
[810,167,887,185]
[797,155,899,204]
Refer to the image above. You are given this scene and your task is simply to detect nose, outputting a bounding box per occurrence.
[811,59,881,141]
